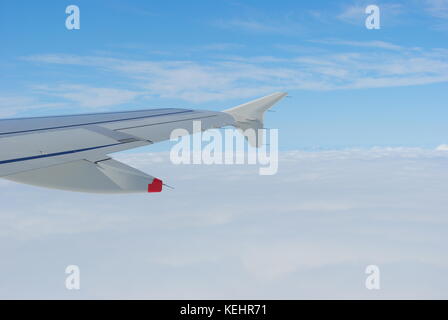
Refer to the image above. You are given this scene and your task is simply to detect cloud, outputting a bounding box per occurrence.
[337,2,404,26]
[199,43,245,51]
[425,0,448,18]
[436,144,448,150]
[0,95,66,117]
[211,8,305,36]
[214,19,297,34]
[2,147,448,298]
[21,42,448,106]
[337,3,366,25]
[23,54,286,102]
[311,39,403,51]
[31,84,143,108]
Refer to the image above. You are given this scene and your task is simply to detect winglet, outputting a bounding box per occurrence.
[223,92,287,147]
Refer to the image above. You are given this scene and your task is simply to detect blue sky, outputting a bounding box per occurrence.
[2,0,448,150]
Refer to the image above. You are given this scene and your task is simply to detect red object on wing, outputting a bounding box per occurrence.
[148,178,163,193]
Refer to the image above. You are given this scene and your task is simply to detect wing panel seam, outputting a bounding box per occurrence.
[0,110,195,136]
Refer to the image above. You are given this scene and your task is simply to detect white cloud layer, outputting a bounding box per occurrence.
[1,148,448,298]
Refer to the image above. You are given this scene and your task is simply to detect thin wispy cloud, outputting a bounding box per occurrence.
[337,3,366,25]
[214,19,295,34]
[199,43,246,51]
[436,144,448,150]
[212,7,306,36]
[310,39,403,51]
[423,0,448,29]
[337,2,404,26]
[0,95,67,117]
[425,0,448,18]
[32,84,143,108]
[20,41,448,109]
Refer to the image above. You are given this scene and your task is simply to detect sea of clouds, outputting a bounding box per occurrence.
[1,147,448,299]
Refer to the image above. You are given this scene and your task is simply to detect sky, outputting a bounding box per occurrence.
[2,149,448,299]
[1,0,448,149]
[1,0,448,299]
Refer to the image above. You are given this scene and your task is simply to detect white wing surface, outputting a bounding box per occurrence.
[0,93,287,193]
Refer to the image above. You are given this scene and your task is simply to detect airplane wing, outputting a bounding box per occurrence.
[0,92,287,193]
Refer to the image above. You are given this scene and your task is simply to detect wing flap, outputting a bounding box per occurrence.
[4,159,163,194]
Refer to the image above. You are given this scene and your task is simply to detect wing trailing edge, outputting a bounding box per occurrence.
[4,158,163,194]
